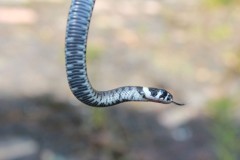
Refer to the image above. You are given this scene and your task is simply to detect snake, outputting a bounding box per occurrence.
[65,0,184,107]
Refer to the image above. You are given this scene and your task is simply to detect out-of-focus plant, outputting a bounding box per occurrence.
[209,25,232,42]
[207,98,240,160]
[92,109,107,130]
[203,0,239,8]
[87,44,104,62]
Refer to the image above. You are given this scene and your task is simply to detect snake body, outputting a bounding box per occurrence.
[65,0,183,107]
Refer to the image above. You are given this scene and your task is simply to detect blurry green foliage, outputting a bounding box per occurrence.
[92,109,107,129]
[209,25,232,42]
[208,98,240,160]
[87,44,104,61]
[203,0,238,7]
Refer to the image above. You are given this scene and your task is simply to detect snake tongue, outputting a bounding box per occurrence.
[172,101,185,106]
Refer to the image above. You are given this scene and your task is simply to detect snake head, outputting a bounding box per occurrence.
[142,87,184,106]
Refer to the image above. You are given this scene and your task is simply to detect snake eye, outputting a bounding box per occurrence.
[158,91,172,104]
[166,94,173,102]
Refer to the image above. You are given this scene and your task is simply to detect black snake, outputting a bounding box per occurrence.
[65,0,184,107]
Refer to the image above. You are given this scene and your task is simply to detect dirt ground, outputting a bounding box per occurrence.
[1,0,240,159]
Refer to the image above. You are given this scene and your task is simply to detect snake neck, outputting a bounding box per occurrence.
[83,87,146,107]
[65,0,146,107]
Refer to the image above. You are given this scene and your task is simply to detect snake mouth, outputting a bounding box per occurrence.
[147,98,184,106]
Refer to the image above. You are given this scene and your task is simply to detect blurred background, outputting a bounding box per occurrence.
[0,0,240,159]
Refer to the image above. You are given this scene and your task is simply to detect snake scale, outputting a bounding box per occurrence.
[65,0,184,107]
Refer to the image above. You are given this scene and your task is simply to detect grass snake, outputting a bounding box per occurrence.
[65,0,184,107]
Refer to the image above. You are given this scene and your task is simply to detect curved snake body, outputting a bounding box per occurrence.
[65,0,183,107]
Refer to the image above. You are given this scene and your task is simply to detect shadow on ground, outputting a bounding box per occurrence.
[0,95,214,160]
